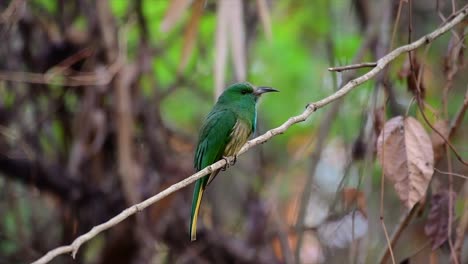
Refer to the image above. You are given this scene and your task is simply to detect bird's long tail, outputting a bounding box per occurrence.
[190,178,205,241]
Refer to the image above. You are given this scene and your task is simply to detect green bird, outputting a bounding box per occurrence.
[190,82,278,241]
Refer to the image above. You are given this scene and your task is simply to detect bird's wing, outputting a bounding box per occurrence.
[190,109,237,240]
[194,109,237,173]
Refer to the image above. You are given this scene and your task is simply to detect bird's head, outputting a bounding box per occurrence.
[219,82,279,104]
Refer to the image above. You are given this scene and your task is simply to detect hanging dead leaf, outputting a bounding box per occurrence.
[160,0,193,32]
[424,190,456,250]
[430,119,449,162]
[317,211,368,249]
[178,0,204,72]
[377,116,434,209]
[398,55,426,99]
[373,107,385,137]
[351,135,366,161]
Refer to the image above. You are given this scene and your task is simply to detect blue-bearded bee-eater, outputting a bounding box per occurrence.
[190,82,278,241]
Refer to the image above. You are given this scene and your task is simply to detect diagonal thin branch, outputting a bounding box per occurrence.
[30,6,468,264]
[328,62,377,72]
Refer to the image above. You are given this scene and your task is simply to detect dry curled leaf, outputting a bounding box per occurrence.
[430,119,449,162]
[398,55,426,99]
[373,106,385,137]
[377,116,434,209]
[317,211,368,249]
[351,135,366,161]
[424,190,456,250]
[342,188,367,217]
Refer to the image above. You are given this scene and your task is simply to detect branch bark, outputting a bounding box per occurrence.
[30,6,468,264]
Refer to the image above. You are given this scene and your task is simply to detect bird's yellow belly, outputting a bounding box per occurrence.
[224,120,251,156]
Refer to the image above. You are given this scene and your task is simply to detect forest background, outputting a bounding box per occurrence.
[0,0,467,263]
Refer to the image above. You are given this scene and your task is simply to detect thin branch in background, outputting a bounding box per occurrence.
[379,92,396,264]
[434,168,468,180]
[328,62,377,72]
[0,66,121,86]
[44,47,95,80]
[271,207,294,264]
[445,143,459,264]
[0,41,123,87]
[390,0,405,50]
[30,7,468,264]
[380,218,396,264]
[0,0,24,24]
[378,204,421,263]
[449,87,468,138]
[417,102,468,166]
[454,181,468,260]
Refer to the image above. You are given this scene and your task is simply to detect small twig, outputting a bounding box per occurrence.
[328,62,377,72]
[449,86,468,138]
[0,0,23,24]
[379,91,396,264]
[379,205,420,264]
[271,207,294,264]
[445,144,458,264]
[417,102,468,166]
[30,8,468,264]
[434,168,468,180]
[44,47,94,80]
[390,0,405,50]
[454,181,468,260]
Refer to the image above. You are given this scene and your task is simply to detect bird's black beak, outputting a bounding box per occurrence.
[253,86,279,96]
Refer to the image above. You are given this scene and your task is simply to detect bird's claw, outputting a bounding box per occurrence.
[231,155,237,166]
[221,155,237,170]
[221,157,229,171]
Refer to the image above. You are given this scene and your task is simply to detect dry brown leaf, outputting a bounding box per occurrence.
[373,107,385,137]
[430,119,449,162]
[351,135,366,161]
[317,211,368,249]
[398,55,426,99]
[178,0,204,72]
[160,0,192,32]
[424,190,456,250]
[377,116,434,209]
[342,188,367,217]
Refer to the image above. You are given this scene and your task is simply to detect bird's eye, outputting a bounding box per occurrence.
[241,90,247,95]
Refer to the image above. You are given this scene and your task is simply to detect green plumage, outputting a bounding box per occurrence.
[190,82,278,241]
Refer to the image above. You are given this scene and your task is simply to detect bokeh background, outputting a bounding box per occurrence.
[0,0,467,263]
